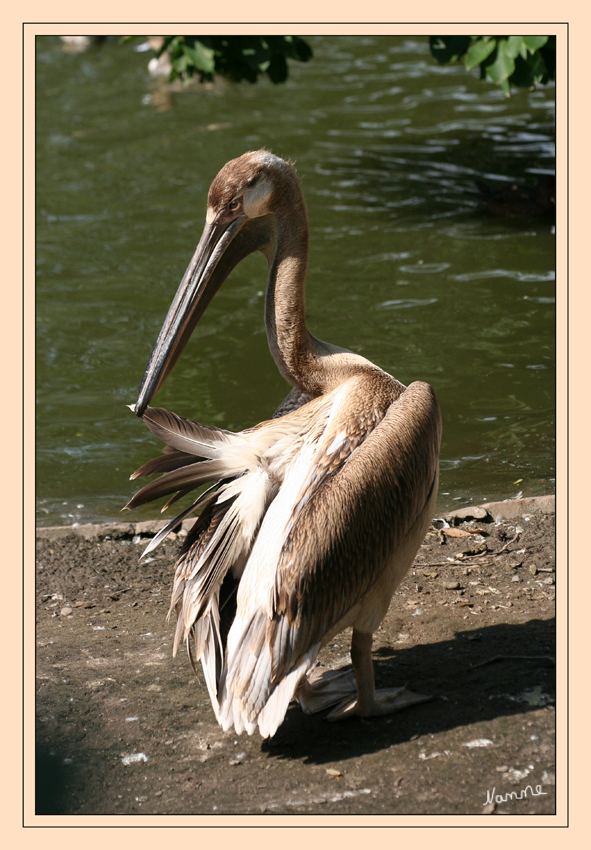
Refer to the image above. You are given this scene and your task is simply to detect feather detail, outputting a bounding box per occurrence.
[139,484,220,560]
[125,459,243,510]
[130,450,197,480]
[142,406,243,458]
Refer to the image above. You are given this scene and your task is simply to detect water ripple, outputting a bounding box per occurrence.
[454,269,555,283]
[377,297,439,310]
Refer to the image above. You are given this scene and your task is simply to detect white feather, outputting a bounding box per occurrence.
[216,384,358,735]
[256,646,319,738]
[326,431,347,456]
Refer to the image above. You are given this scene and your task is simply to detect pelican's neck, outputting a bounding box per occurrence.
[263,185,329,393]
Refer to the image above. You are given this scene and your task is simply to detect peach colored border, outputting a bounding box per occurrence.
[12,4,582,843]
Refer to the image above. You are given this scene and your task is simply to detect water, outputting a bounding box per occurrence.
[35,36,556,526]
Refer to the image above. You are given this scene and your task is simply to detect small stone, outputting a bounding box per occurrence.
[121,752,148,766]
[462,738,494,748]
[60,606,73,617]
[529,565,538,576]
[446,506,490,522]
[442,581,461,590]
[512,574,521,582]
[326,768,342,776]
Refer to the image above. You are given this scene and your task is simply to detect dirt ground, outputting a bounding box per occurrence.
[35,495,556,817]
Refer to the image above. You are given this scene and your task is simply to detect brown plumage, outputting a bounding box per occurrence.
[126,150,442,737]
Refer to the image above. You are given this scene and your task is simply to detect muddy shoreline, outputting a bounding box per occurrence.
[36,495,556,816]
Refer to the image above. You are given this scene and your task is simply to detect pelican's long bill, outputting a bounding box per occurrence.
[135,212,248,417]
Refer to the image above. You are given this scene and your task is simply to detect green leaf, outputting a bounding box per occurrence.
[426,32,554,92]
[267,53,288,83]
[504,36,524,60]
[510,54,536,88]
[239,36,271,68]
[464,37,496,69]
[129,33,311,85]
[522,35,549,53]
[485,39,515,85]
[509,51,550,88]
[161,36,180,58]
[521,50,547,83]
[539,37,555,81]
[291,36,313,62]
[183,41,215,75]
[429,35,472,64]
[173,52,189,73]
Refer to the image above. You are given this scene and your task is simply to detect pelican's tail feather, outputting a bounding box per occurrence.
[219,610,320,738]
[126,401,329,736]
[171,466,274,646]
[125,406,264,514]
[130,449,197,480]
[124,458,243,510]
[142,406,240,457]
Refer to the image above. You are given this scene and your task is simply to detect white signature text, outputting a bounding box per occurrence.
[485,784,547,806]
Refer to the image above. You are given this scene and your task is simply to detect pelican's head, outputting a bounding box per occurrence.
[207,149,295,223]
[134,150,298,417]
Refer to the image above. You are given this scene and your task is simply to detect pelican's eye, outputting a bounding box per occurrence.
[229,198,241,211]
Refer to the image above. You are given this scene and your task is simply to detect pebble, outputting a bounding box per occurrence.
[462,738,494,748]
[446,506,490,522]
[122,752,148,766]
[60,606,73,617]
[442,581,461,590]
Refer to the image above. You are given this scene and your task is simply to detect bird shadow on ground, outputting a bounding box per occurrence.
[262,617,555,765]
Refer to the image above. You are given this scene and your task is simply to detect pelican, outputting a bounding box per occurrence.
[126,150,441,738]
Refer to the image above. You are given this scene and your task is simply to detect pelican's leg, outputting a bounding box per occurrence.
[326,629,431,721]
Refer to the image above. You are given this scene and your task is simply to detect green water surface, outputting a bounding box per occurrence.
[36,35,556,526]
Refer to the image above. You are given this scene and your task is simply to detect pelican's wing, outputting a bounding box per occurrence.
[136,402,326,717]
[220,378,441,737]
[125,405,267,515]
[272,386,315,418]
[130,449,198,480]
[272,380,441,665]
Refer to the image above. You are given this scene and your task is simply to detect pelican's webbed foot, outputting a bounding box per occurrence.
[297,666,358,715]
[326,683,432,721]
[299,628,432,722]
